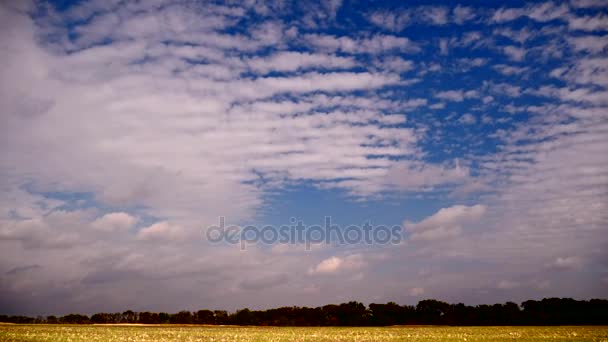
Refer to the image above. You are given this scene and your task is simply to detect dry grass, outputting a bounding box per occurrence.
[0,325,607,341]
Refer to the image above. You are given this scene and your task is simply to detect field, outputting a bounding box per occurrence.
[1,325,608,341]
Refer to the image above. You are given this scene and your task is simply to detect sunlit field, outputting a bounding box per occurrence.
[1,325,607,341]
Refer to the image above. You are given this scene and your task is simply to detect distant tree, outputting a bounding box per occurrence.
[501,302,521,325]
[170,311,192,324]
[2,297,608,326]
[121,310,137,323]
[214,310,228,325]
[60,314,89,324]
[138,311,160,324]
[416,299,450,324]
[91,313,108,324]
[445,303,476,325]
[337,301,368,326]
[321,304,340,326]
[588,299,608,325]
[297,307,324,326]
[0,315,35,324]
[158,312,170,324]
[194,310,214,324]
[233,308,252,325]
[369,302,414,326]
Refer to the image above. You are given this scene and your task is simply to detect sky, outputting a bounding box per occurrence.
[0,0,607,316]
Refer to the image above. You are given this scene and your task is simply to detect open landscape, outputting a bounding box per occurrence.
[1,0,607,341]
[2,325,608,342]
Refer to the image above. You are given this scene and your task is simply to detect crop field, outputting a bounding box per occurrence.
[1,325,607,341]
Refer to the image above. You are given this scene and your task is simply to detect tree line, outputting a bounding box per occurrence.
[2,298,607,326]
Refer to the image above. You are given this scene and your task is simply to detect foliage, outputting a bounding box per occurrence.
[1,298,607,326]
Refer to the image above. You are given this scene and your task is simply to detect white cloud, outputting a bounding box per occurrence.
[309,256,342,274]
[551,57,608,86]
[404,204,487,241]
[527,2,569,22]
[489,83,522,97]
[493,64,530,76]
[459,31,485,47]
[136,222,187,242]
[491,2,570,23]
[421,6,449,25]
[458,113,477,125]
[409,287,425,296]
[246,51,356,74]
[429,102,446,110]
[453,6,476,24]
[308,254,365,275]
[380,57,415,72]
[551,256,583,270]
[402,98,428,109]
[324,0,343,19]
[568,14,608,31]
[497,280,520,289]
[305,34,421,54]
[439,39,449,55]
[491,8,525,23]
[435,90,479,102]
[570,0,608,8]
[535,85,608,105]
[91,212,137,232]
[568,35,608,53]
[493,27,534,44]
[368,11,410,31]
[386,161,470,192]
[368,5,475,28]
[226,71,406,100]
[0,2,417,225]
[503,45,526,61]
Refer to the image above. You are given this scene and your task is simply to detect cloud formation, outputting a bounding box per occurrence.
[404,204,487,241]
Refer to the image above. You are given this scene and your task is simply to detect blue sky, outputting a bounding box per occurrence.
[0,0,607,315]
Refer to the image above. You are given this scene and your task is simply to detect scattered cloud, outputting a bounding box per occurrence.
[493,64,530,76]
[458,113,477,125]
[309,256,343,274]
[503,45,527,61]
[550,256,583,270]
[568,14,608,31]
[308,254,365,275]
[368,11,410,32]
[404,204,487,241]
[91,212,137,233]
[570,0,608,8]
[491,2,569,23]
[246,52,356,74]
[421,6,450,26]
[1,0,606,314]
[410,287,425,296]
[453,6,476,24]
[305,34,421,54]
[137,222,187,242]
[368,5,480,30]
[497,280,520,289]
[435,90,479,102]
